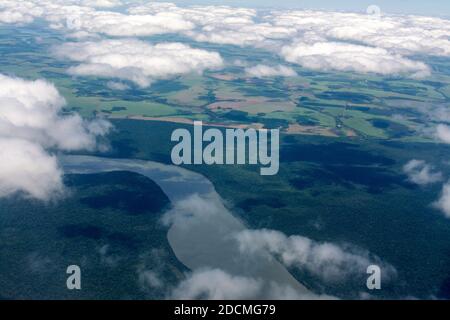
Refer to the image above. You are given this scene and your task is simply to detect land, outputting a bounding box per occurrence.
[1,24,449,142]
[2,22,450,300]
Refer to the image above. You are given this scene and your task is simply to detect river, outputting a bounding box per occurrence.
[60,155,316,299]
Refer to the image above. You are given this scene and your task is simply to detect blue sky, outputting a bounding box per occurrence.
[167,0,450,17]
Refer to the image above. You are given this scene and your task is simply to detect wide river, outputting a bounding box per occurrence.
[60,155,316,299]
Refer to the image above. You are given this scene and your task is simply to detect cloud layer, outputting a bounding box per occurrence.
[54,39,223,87]
[245,64,297,78]
[280,41,430,77]
[2,1,449,77]
[0,74,110,200]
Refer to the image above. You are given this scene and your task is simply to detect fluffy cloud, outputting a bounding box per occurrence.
[403,160,443,185]
[53,39,224,87]
[0,138,64,200]
[235,229,396,283]
[170,268,263,300]
[161,193,223,227]
[139,270,163,289]
[0,0,43,24]
[434,183,450,218]
[435,124,450,144]
[0,1,194,36]
[129,3,291,47]
[0,74,110,200]
[106,81,129,91]
[245,64,297,78]
[170,268,332,300]
[79,0,122,8]
[67,10,193,37]
[2,1,449,77]
[280,41,430,77]
[270,10,450,57]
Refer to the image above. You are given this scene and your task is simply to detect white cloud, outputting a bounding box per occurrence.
[435,124,450,144]
[70,10,194,37]
[130,3,288,47]
[270,10,450,58]
[280,41,430,77]
[235,229,396,283]
[161,193,228,228]
[251,10,449,75]
[0,1,194,36]
[0,74,110,150]
[403,160,443,185]
[1,2,449,77]
[0,138,64,200]
[80,0,122,8]
[0,74,110,200]
[170,268,332,300]
[434,182,450,218]
[106,81,129,91]
[245,64,297,78]
[170,268,263,300]
[54,39,224,87]
[0,0,43,24]
[139,270,163,289]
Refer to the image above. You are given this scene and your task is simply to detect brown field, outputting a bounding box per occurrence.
[286,123,339,137]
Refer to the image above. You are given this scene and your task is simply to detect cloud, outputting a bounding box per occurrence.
[245,64,297,78]
[70,10,194,37]
[1,2,448,77]
[0,138,64,200]
[0,74,110,200]
[280,41,430,77]
[435,124,450,144]
[106,81,129,91]
[170,268,263,300]
[139,270,163,289]
[54,39,224,87]
[434,182,450,218]
[403,160,443,185]
[0,1,194,36]
[129,3,291,47]
[169,268,332,300]
[270,10,450,58]
[79,0,122,8]
[161,193,225,228]
[0,0,43,24]
[234,229,396,283]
